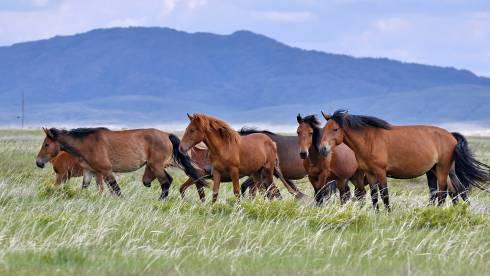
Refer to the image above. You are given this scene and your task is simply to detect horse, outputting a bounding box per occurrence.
[297,114,367,205]
[50,151,104,192]
[179,114,304,203]
[319,110,490,210]
[36,127,206,200]
[178,132,305,201]
[178,143,285,201]
[237,128,307,196]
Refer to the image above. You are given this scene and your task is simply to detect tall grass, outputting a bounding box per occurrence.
[0,129,489,275]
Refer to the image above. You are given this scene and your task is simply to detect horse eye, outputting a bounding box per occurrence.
[333,128,339,132]
[44,144,49,148]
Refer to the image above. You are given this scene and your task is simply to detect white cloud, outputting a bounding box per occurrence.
[373,17,410,33]
[188,0,207,9]
[258,11,312,22]
[162,0,178,16]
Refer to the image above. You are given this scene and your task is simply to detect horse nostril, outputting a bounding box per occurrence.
[320,147,329,157]
[299,152,308,159]
[36,160,45,168]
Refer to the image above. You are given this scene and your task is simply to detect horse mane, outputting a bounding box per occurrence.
[300,115,322,151]
[331,109,391,130]
[194,114,239,145]
[238,127,276,136]
[49,127,109,139]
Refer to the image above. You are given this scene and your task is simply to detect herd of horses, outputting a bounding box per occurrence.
[35,110,490,210]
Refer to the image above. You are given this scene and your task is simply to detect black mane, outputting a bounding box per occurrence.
[238,127,276,136]
[50,127,109,139]
[331,110,391,130]
[299,115,322,151]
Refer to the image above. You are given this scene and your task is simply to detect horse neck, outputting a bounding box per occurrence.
[202,128,239,160]
[308,127,323,163]
[56,133,85,158]
[342,127,371,159]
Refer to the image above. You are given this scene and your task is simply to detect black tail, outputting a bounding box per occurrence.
[168,134,207,187]
[452,132,490,192]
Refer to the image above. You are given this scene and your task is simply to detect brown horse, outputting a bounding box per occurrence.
[238,128,307,196]
[179,114,304,203]
[178,144,284,201]
[36,127,205,199]
[297,114,366,205]
[50,151,104,192]
[319,110,490,210]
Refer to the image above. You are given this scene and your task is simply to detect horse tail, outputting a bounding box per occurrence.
[168,134,207,187]
[273,159,307,199]
[451,132,490,193]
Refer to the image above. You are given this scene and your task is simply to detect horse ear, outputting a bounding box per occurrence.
[187,113,193,121]
[322,111,331,121]
[45,128,55,139]
[297,114,303,124]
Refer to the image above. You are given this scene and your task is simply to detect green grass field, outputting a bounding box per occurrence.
[0,129,489,275]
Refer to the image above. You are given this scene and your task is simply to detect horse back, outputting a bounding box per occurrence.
[238,133,277,174]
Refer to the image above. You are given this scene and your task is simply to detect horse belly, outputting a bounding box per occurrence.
[110,151,147,173]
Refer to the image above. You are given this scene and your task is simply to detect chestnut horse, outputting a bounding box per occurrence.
[297,114,366,205]
[179,114,304,203]
[50,151,104,192]
[238,128,307,196]
[36,127,205,199]
[319,110,490,210]
[178,143,285,201]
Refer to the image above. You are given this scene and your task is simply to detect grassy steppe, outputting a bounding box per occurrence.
[0,129,489,275]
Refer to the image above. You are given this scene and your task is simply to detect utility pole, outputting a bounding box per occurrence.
[21,90,24,129]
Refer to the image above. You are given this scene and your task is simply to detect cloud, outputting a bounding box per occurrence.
[257,11,312,22]
[373,17,410,33]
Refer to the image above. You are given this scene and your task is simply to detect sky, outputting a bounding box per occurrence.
[1,0,490,77]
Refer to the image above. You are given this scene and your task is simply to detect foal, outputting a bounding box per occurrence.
[50,151,103,192]
[36,127,205,199]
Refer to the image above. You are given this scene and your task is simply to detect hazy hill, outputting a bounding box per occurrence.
[1,27,489,128]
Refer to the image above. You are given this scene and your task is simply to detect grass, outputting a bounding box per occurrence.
[0,129,489,275]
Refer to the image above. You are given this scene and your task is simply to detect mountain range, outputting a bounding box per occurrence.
[1,27,489,129]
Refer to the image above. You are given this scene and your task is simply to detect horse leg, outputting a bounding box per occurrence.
[142,166,156,187]
[211,170,222,204]
[103,173,122,196]
[338,178,351,205]
[179,178,193,199]
[241,177,254,197]
[95,174,104,193]
[264,171,281,200]
[229,168,241,202]
[426,170,438,205]
[366,174,379,211]
[157,170,173,201]
[377,174,391,212]
[82,170,94,189]
[351,171,367,202]
[435,165,450,207]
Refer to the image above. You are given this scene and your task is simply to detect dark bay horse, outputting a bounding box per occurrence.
[297,114,366,205]
[179,114,304,203]
[319,110,490,210]
[36,127,205,199]
[49,151,103,192]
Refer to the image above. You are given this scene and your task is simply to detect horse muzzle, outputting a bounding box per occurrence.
[36,159,46,168]
[319,145,330,157]
[299,152,308,160]
[178,143,189,154]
